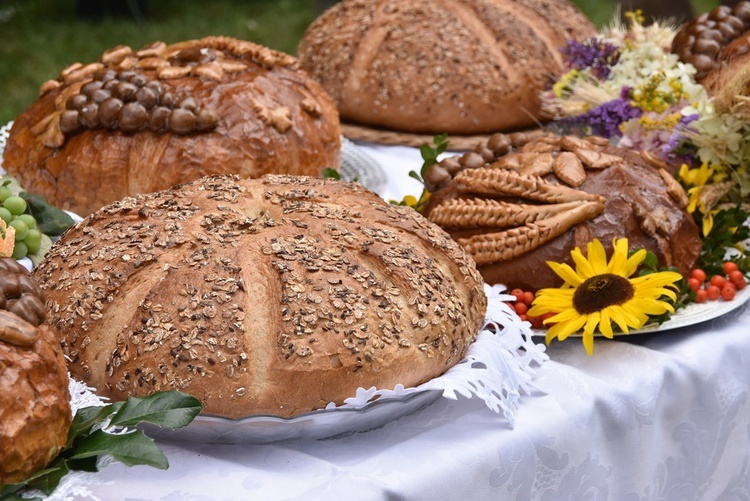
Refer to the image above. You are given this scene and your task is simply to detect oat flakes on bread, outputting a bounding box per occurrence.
[297,0,596,135]
[34,174,487,419]
[3,36,341,217]
[421,132,702,291]
[0,257,70,486]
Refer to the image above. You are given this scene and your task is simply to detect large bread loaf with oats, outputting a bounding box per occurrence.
[34,175,487,419]
[297,0,596,135]
[3,36,341,217]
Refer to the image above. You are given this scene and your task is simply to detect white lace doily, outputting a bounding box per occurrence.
[332,284,547,426]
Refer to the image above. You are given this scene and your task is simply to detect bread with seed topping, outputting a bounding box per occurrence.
[297,0,595,135]
[3,36,341,217]
[34,174,487,419]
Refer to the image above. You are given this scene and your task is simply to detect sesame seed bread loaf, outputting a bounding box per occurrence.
[0,258,71,486]
[296,0,596,135]
[34,175,487,419]
[3,36,341,217]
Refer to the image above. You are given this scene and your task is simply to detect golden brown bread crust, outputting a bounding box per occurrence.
[0,258,71,486]
[297,0,596,135]
[422,133,702,291]
[3,36,342,217]
[34,174,487,419]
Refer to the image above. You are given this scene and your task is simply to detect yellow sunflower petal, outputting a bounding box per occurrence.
[582,312,601,355]
[583,311,601,334]
[547,261,584,287]
[628,297,675,315]
[607,238,630,275]
[631,272,682,301]
[608,306,641,333]
[620,303,650,328]
[599,308,614,338]
[544,308,581,325]
[586,239,608,276]
[625,249,647,277]
[571,246,596,279]
[582,331,596,355]
[551,314,588,341]
[529,289,574,315]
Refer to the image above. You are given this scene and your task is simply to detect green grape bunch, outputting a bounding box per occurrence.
[0,187,43,260]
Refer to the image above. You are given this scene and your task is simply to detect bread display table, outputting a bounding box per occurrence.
[79,298,750,499]
[57,143,750,500]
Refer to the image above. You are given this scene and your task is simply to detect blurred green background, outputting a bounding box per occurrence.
[0,0,722,126]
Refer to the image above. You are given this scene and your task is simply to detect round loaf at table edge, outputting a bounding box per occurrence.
[0,257,71,485]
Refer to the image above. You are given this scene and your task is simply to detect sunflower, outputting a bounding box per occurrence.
[527,238,682,355]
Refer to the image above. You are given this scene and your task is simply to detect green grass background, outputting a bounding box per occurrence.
[0,0,720,126]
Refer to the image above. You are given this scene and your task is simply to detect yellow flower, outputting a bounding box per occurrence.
[679,162,720,236]
[528,238,682,355]
[679,162,715,187]
[625,9,645,26]
[553,69,579,98]
[402,195,418,207]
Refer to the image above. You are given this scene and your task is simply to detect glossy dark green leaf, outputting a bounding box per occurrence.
[68,430,168,469]
[67,403,123,445]
[21,461,71,496]
[18,191,75,236]
[108,391,201,429]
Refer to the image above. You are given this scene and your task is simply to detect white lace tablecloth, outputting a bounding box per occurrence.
[24,142,750,499]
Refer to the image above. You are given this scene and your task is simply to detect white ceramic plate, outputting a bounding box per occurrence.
[141,389,443,444]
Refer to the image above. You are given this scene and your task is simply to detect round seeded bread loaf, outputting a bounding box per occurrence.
[297,0,596,135]
[3,36,341,217]
[34,175,487,419]
[0,258,71,486]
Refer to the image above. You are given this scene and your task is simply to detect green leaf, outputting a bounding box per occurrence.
[67,403,124,445]
[321,168,340,180]
[419,144,435,162]
[434,133,449,155]
[408,171,422,182]
[0,483,33,500]
[642,251,658,271]
[68,429,168,469]
[108,391,201,429]
[64,456,99,473]
[4,391,201,498]
[20,461,71,496]
[19,191,75,236]
[419,134,451,179]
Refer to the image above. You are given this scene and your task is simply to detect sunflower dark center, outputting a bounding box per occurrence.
[573,273,635,314]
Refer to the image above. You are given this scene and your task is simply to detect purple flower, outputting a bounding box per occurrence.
[556,97,642,139]
[560,38,621,80]
[663,113,699,163]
